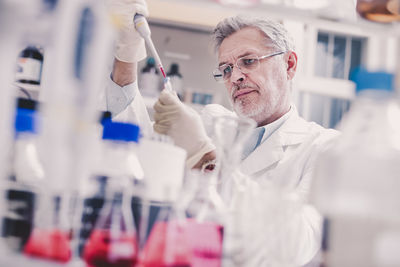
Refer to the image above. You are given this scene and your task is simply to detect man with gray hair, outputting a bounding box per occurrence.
[107,2,338,264]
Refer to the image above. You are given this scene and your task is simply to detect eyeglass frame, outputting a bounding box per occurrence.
[212,51,286,82]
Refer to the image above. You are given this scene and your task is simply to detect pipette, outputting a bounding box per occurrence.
[134,14,173,91]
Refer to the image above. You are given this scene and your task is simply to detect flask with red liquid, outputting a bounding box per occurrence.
[23,194,72,262]
[83,190,138,267]
[184,171,226,267]
[138,204,192,267]
[82,121,142,267]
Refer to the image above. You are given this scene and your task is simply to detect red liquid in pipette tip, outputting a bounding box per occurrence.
[24,228,71,263]
[158,64,166,78]
[83,229,138,267]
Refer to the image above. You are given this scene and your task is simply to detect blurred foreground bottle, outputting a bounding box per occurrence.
[76,111,112,256]
[15,46,44,86]
[311,68,400,267]
[82,121,142,267]
[1,100,43,252]
[356,0,400,23]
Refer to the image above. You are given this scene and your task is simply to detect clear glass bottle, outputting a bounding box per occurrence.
[311,68,400,267]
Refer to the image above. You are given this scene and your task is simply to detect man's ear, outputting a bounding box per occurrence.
[286,51,297,80]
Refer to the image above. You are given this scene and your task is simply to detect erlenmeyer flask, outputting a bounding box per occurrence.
[23,193,72,262]
[83,184,138,267]
[211,115,256,205]
[77,175,108,256]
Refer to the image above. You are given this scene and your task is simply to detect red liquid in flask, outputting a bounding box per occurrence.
[138,221,191,267]
[24,228,71,262]
[83,229,138,267]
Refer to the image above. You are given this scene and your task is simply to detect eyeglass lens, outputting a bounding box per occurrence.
[217,55,260,81]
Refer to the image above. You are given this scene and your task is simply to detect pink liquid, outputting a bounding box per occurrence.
[186,219,223,267]
[138,221,191,267]
[139,219,224,267]
[83,229,137,267]
[23,228,71,262]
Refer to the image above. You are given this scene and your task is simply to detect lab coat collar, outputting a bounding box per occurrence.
[240,105,312,176]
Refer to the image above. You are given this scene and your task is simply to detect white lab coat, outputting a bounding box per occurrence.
[201,104,340,266]
[100,78,153,136]
[107,83,340,266]
[243,107,339,266]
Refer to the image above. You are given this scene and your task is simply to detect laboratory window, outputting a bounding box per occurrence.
[315,32,365,80]
[304,32,366,128]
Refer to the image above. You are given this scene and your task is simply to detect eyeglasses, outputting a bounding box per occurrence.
[212,51,285,83]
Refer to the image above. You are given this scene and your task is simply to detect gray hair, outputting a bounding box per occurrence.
[212,15,295,54]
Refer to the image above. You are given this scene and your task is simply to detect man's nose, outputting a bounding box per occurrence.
[230,66,245,83]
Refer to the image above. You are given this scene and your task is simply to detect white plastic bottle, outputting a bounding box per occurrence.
[310,68,400,267]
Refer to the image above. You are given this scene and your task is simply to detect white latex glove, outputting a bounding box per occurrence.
[153,89,216,169]
[107,0,149,63]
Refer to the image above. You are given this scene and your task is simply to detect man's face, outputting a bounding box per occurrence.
[218,27,296,126]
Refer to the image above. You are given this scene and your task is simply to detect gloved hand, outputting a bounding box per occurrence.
[107,0,149,63]
[153,89,216,169]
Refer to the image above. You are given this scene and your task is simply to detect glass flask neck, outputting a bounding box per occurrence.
[211,115,256,203]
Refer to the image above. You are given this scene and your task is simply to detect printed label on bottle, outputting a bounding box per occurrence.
[15,57,42,83]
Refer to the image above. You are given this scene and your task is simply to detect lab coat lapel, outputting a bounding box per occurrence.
[240,130,284,176]
[240,109,311,177]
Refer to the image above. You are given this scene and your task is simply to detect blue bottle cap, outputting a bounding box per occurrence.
[15,108,37,134]
[102,121,140,143]
[350,67,394,93]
